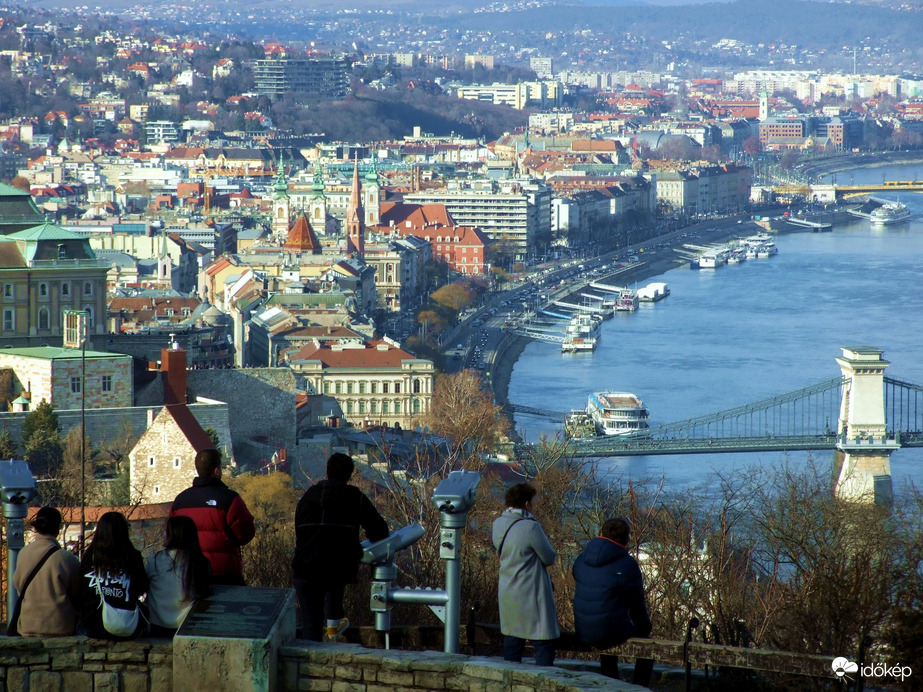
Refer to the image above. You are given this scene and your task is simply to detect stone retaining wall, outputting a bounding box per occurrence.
[278,643,648,692]
[0,637,172,692]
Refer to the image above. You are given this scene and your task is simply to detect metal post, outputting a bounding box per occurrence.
[440,512,466,654]
[4,502,27,622]
[80,310,87,558]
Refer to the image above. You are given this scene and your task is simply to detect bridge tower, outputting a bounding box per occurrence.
[834,346,899,505]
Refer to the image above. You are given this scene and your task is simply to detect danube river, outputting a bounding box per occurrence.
[509,163,923,495]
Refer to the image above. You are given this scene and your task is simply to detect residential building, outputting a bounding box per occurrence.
[252,58,350,99]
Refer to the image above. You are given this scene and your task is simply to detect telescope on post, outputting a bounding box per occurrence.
[360,470,480,654]
[0,460,37,627]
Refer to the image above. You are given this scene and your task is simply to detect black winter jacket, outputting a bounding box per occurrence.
[572,536,652,647]
[292,479,389,585]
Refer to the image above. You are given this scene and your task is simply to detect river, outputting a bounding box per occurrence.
[508,163,923,496]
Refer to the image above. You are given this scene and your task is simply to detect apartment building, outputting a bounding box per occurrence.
[253,58,350,99]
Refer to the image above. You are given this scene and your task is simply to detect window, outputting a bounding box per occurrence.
[39,282,48,297]
[382,382,389,394]
[323,382,330,394]
[394,382,401,394]
[174,457,181,469]
[358,401,365,413]
[85,306,95,328]
[370,382,377,394]
[347,382,354,394]
[102,375,112,392]
[82,281,93,296]
[148,456,155,467]
[70,377,81,394]
[371,401,377,413]
[2,284,11,298]
[413,399,421,414]
[346,401,353,414]
[413,379,421,394]
[38,308,50,330]
[335,382,342,394]
[154,486,160,495]
[57,244,67,259]
[359,382,366,394]
[62,282,71,297]
[394,401,401,413]
[382,401,389,414]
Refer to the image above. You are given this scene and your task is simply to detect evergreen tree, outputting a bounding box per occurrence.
[21,400,62,477]
[0,430,16,459]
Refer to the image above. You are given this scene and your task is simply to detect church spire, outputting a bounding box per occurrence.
[346,157,364,257]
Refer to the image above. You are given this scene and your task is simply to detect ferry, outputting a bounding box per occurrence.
[587,391,650,436]
[870,202,911,226]
[561,313,601,353]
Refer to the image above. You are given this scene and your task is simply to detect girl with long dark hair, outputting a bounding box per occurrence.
[79,511,149,639]
[146,515,212,636]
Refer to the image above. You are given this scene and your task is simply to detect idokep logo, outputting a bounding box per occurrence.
[832,657,913,682]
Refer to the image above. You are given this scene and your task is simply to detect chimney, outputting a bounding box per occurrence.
[161,340,188,405]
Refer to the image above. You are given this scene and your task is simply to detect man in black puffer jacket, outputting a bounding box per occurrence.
[292,453,389,641]
[572,517,652,648]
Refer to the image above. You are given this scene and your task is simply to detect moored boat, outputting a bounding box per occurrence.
[587,391,650,436]
[870,202,911,226]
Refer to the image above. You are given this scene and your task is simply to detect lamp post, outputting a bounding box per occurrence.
[63,309,88,557]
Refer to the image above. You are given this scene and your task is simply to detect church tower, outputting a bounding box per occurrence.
[271,153,291,241]
[346,159,365,257]
[156,225,172,287]
[309,164,328,232]
[758,91,769,121]
[363,161,380,227]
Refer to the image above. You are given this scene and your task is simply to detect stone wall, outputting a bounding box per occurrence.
[278,643,646,692]
[0,637,172,692]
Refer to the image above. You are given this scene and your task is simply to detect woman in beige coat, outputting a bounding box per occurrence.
[491,483,559,666]
[12,507,81,637]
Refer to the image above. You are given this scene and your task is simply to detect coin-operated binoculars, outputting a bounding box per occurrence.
[0,460,37,623]
[361,470,480,654]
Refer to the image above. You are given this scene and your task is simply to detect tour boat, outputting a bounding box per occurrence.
[587,391,650,436]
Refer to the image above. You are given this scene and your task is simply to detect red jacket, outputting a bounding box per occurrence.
[170,476,255,580]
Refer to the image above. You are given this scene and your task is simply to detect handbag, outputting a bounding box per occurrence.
[94,575,140,637]
[7,544,60,637]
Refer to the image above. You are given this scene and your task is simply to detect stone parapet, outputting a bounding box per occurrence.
[0,637,172,692]
[278,643,647,692]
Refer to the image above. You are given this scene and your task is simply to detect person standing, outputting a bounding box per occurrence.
[146,516,212,636]
[572,517,652,648]
[492,482,559,667]
[170,448,255,585]
[11,507,81,637]
[292,453,389,642]
[79,511,149,640]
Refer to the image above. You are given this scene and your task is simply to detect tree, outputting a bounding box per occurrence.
[0,430,16,459]
[227,473,299,588]
[425,370,510,462]
[9,175,30,191]
[743,136,762,157]
[431,283,473,313]
[22,400,62,477]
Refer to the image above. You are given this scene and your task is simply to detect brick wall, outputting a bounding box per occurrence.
[0,637,172,692]
[128,408,198,503]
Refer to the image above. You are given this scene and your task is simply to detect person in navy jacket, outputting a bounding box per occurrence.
[170,449,255,585]
[572,517,652,648]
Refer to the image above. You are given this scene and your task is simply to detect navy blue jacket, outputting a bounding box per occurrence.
[572,536,652,647]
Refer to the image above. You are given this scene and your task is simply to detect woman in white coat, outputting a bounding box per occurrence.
[491,482,559,666]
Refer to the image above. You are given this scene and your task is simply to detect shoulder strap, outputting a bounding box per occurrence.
[18,544,59,599]
[496,517,527,558]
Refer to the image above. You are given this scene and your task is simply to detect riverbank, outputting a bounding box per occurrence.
[798,150,923,179]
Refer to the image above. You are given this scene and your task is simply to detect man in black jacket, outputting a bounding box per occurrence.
[292,453,389,641]
[572,517,652,648]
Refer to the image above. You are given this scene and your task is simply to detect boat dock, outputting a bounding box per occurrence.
[785,217,832,232]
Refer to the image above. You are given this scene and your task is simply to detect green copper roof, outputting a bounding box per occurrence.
[6,222,84,241]
[0,182,33,197]
[0,346,131,361]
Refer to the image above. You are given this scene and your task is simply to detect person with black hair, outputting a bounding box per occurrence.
[492,482,560,666]
[572,517,652,648]
[79,511,149,640]
[145,516,212,636]
[170,448,255,585]
[292,452,389,641]
[11,507,81,637]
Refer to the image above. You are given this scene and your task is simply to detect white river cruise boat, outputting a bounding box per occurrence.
[587,391,650,435]
[870,202,911,226]
[561,313,601,353]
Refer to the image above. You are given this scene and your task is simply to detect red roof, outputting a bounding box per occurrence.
[283,214,321,253]
[288,340,418,368]
[165,404,215,452]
